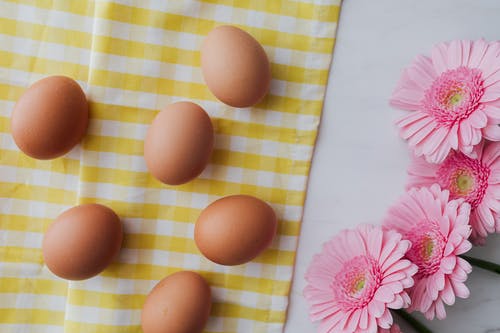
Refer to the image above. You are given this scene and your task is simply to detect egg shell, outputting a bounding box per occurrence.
[11,75,89,159]
[195,195,277,265]
[141,271,212,333]
[144,101,214,185]
[42,204,123,280]
[201,25,271,108]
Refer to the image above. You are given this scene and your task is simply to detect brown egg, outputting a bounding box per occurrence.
[144,101,214,185]
[195,195,277,265]
[11,75,89,159]
[42,204,123,280]
[201,25,271,108]
[141,271,212,333]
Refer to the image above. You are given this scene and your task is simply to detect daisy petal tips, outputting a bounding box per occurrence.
[383,185,472,320]
[391,40,500,163]
[378,324,402,333]
[304,224,418,333]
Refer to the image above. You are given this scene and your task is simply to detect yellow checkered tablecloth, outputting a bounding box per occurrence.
[0,1,341,332]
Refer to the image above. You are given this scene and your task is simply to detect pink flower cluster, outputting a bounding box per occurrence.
[304,40,499,333]
[392,39,500,245]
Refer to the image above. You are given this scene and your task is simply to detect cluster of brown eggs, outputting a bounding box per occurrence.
[9,25,278,333]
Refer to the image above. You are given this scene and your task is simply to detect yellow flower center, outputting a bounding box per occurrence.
[448,91,463,107]
[456,173,474,194]
[421,235,435,261]
[349,274,366,296]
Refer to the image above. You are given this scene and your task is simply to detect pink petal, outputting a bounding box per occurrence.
[435,299,447,320]
[359,307,369,330]
[440,255,457,274]
[387,294,405,309]
[400,117,434,140]
[366,315,378,333]
[345,309,361,333]
[434,271,446,292]
[427,139,451,163]
[432,42,450,73]
[396,111,429,127]
[380,241,411,272]
[364,224,383,260]
[457,256,473,273]
[374,285,396,303]
[336,310,351,331]
[383,259,413,276]
[481,80,500,102]
[409,280,426,311]
[423,303,436,320]
[477,42,500,78]
[421,126,449,156]
[490,170,500,183]
[318,310,345,333]
[368,300,385,318]
[459,122,474,145]
[451,280,470,299]
[460,40,472,67]
[483,68,500,87]
[310,304,340,321]
[484,197,500,213]
[448,123,459,150]
[483,104,500,122]
[377,308,393,328]
[477,204,495,230]
[483,124,500,141]
[451,265,468,282]
[378,235,401,267]
[447,40,463,69]
[468,110,488,128]
[467,39,489,68]
[391,87,425,110]
[408,121,437,146]
[407,55,436,89]
[440,278,456,306]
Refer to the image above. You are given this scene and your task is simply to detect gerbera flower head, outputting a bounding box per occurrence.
[378,324,402,333]
[407,141,500,244]
[391,39,500,163]
[304,224,417,333]
[383,185,472,320]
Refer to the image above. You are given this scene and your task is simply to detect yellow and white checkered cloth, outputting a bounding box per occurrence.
[0,1,341,332]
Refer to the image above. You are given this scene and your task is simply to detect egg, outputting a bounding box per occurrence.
[144,101,214,185]
[11,75,89,159]
[42,204,123,280]
[195,195,277,265]
[201,25,271,108]
[141,271,212,333]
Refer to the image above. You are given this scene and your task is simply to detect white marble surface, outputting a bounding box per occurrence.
[285,0,500,332]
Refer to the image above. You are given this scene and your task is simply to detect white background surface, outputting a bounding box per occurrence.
[285,0,500,332]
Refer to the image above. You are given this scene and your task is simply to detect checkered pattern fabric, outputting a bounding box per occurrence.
[0,1,341,332]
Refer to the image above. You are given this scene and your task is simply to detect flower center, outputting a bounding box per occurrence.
[422,66,484,126]
[437,151,490,209]
[351,275,366,294]
[422,235,435,260]
[332,255,382,310]
[404,221,446,277]
[456,173,474,193]
[447,91,463,107]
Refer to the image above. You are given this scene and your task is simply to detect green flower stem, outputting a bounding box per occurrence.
[461,255,500,274]
[394,309,434,333]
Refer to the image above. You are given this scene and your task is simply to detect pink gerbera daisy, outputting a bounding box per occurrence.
[304,224,417,333]
[378,324,402,333]
[383,185,472,320]
[407,141,500,244]
[391,40,500,163]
